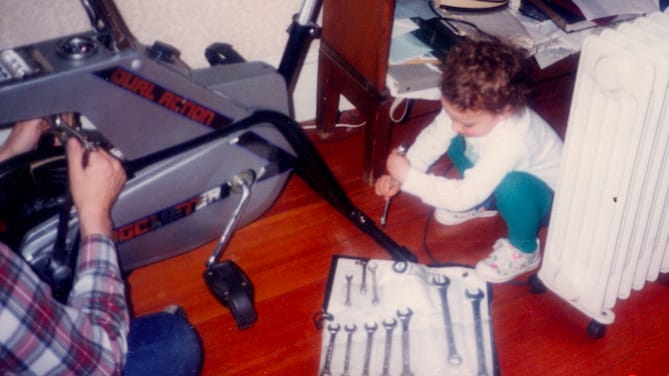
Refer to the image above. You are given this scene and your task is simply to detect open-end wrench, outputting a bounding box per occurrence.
[356,259,368,294]
[466,288,488,376]
[47,114,98,168]
[397,308,414,376]
[362,322,377,376]
[368,262,380,305]
[341,324,357,376]
[380,145,406,226]
[320,323,341,376]
[380,319,397,376]
[344,274,353,306]
[433,275,463,366]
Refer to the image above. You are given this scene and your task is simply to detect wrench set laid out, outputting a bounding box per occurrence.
[317,256,498,376]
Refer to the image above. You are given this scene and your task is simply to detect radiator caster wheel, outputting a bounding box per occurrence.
[528,274,547,294]
[586,320,607,339]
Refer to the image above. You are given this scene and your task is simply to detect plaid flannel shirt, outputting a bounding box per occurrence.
[0,235,129,375]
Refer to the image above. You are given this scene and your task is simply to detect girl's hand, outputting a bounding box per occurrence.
[386,148,410,184]
[374,174,401,200]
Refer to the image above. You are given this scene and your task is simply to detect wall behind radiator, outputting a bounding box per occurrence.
[0,0,324,121]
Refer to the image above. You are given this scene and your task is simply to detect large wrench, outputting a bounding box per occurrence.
[380,319,397,376]
[433,275,463,366]
[361,322,377,376]
[397,308,414,376]
[320,323,341,376]
[341,324,357,376]
[466,288,488,376]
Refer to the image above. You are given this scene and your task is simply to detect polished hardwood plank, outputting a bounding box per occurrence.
[126,96,669,375]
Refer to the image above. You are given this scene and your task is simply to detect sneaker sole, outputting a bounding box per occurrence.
[475,257,541,284]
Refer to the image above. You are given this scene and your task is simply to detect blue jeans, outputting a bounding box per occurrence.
[447,135,554,253]
[123,312,203,375]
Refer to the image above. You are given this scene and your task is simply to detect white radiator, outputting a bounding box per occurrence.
[538,11,669,329]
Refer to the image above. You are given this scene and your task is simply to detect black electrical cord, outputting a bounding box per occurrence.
[421,162,454,267]
[418,160,531,286]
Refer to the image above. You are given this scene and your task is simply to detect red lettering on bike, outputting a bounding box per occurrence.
[109,68,156,100]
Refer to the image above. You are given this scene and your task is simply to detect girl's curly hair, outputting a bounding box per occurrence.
[440,39,531,114]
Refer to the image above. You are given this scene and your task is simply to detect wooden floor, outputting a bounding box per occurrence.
[126,85,669,375]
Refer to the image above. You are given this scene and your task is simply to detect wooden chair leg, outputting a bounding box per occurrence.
[316,49,340,138]
[362,98,393,185]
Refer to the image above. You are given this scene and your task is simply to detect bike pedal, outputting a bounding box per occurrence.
[203,260,257,329]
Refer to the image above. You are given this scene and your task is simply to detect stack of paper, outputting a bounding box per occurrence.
[527,0,658,32]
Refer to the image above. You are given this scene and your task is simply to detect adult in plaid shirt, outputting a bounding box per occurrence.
[1,119,202,375]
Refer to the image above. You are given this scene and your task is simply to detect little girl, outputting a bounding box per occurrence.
[375,39,563,283]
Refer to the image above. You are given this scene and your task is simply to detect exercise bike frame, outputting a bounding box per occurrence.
[0,0,417,328]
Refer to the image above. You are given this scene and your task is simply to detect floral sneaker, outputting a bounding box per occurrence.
[475,238,541,283]
[434,205,497,226]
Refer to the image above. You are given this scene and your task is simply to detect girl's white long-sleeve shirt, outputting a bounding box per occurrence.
[402,107,563,211]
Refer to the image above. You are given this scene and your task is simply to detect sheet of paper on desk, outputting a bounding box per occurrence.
[517,13,598,68]
[389,19,435,64]
[571,0,658,20]
[446,9,535,49]
[395,0,436,20]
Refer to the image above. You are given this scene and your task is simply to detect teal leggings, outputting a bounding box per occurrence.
[447,135,554,253]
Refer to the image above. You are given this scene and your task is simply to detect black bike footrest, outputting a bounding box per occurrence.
[203,260,256,329]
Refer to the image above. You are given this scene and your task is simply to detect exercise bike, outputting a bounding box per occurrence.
[0,0,417,329]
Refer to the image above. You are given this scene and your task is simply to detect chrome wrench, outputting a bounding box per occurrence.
[341,324,357,376]
[397,308,414,376]
[466,288,488,376]
[380,145,406,226]
[320,323,341,376]
[433,275,463,366]
[361,322,377,376]
[369,262,380,305]
[380,319,397,376]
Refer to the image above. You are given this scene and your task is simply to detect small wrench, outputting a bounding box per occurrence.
[356,259,368,294]
[397,308,414,376]
[362,322,377,376]
[433,275,463,366]
[48,114,98,168]
[344,274,353,306]
[320,323,340,376]
[380,145,406,226]
[466,288,488,376]
[368,262,380,305]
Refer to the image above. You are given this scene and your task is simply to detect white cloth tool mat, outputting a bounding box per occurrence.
[317,256,498,376]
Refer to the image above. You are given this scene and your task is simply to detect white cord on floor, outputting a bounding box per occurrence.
[301,121,366,130]
[301,97,410,131]
[390,97,411,123]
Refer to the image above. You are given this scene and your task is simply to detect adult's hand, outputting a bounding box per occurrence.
[67,139,126,238]
[0,118,47,162]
